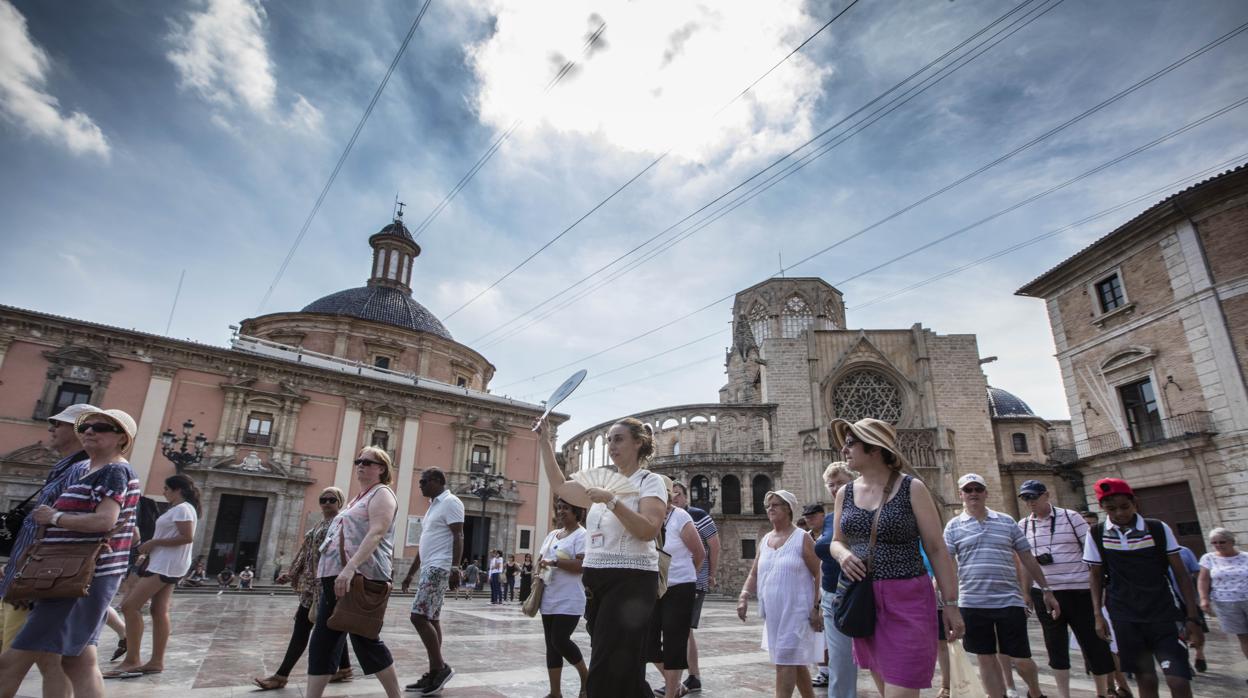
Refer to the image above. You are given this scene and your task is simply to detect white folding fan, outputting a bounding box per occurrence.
[556,467,638,508]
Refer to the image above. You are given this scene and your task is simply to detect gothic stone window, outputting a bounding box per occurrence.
[53,382,92,413]
[832,370,903,424]
[748,302,770,342]
[781,295,814,338]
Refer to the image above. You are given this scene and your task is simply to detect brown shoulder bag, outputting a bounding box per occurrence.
[5,523,119,602]
[326,520,392,640]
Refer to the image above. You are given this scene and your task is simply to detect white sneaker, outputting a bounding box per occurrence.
[1004,689,1022,698]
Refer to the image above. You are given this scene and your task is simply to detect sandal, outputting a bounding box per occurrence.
[252,675,288,690]
[330,666,354,683]
[938,690,951,698]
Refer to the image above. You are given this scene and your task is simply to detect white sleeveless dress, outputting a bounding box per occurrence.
[758,528,821,665]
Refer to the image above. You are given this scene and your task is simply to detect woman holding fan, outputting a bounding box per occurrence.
[535,416,667,698]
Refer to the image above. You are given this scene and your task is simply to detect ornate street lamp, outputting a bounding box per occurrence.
[161,419,208,474]
[468,462,517,517]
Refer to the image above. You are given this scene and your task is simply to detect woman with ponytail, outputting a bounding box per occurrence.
[109,474,199,677]
[534,416,667,698]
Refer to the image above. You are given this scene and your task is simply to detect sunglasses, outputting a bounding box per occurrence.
[318,496,340,504]
[77,422,123,434]
[961,485,986,493]
[1019,494,1040,501]
[353,458,383,467]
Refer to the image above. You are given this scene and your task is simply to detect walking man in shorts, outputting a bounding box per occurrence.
[1085,478,1202,698]
[1016,480,1116,698]
[401,468,463,695]
[945,473,1060,698]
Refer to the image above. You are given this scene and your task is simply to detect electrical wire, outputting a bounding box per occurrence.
[441,0,866,321]
[472,0,1054,348]
[491,26,1248,389]
[257,0,435,313]
[410,23,608,240]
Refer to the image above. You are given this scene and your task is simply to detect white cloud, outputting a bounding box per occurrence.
[469,0,831,163]
[0,0,109,158]
[167,0,319,131]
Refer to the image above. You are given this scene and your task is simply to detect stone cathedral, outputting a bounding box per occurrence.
[561,277,1074,591]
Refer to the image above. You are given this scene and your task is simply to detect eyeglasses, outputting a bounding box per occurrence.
[961,485,986,494]
[318,496,340,504]
[1211,539,1232,545]
[1019,494,1040,501]
[77,422,122,434]
[843,436,859,447]
[353,458,383,467]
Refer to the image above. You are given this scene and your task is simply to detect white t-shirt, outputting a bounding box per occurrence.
[1199,551,1248,603]
[584,468,668,571]
[539,527,587,616]
[489,555,504,576]
[663,507,698,586]
[146,501,196,577]
[418,490,465,571]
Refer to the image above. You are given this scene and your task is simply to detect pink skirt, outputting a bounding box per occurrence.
[851,575,938,690]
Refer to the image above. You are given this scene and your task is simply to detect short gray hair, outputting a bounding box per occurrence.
[1209,527,1236,544]
[823,461,859,481]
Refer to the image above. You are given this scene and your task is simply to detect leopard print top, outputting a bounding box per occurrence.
[841,475,927,580]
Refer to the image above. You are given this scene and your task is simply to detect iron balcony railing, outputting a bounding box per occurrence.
[1077,410,1215,458]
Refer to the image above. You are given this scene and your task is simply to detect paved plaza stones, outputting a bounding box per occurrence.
[13,591,1248,697]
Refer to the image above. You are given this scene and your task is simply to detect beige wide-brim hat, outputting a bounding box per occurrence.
[75,408,138,454]
[763,489,800,519]
[830,417,910,471]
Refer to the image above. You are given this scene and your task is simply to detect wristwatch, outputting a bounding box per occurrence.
[1039,586,1053,593]
[51,512,64,527]
[605,496,618,511]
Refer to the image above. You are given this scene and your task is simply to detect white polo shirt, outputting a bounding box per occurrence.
[419,489,465,571]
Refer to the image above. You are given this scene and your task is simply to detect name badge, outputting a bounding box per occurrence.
[590,532,604,549]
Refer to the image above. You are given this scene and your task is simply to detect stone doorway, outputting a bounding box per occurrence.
[464,514,491,565]
[207,493,268,573]
[1134,482,1206,556]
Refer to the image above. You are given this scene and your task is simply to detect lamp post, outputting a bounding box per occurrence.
[161,419,208,474]
[468,461,517,553]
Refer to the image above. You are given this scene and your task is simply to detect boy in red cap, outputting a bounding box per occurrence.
[1083,478,1203,698]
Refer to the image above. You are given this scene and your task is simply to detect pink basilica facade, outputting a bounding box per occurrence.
[0,217,565,578]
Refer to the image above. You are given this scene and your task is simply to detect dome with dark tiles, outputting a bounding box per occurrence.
[374,219,415,243]
[986,386,1036,418]
[302,285,452,340]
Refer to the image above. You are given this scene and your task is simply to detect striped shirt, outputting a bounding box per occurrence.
[45,462,141,578]
[1017,506,1089,591]
[944,508,1031,609]
[0,451,89,597]
[687,506,718,591]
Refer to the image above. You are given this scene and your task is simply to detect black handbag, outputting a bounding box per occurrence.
[0,490,40,558]
[833,470,898,638]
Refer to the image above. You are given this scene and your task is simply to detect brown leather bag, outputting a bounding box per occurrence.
[5,525,113,602]
[326,527,391,640]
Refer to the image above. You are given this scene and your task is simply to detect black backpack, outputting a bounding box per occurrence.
[1089,517,1170,584]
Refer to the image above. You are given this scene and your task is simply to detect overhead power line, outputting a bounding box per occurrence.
[849,153,1248,311]
[257,0,435,313]
[410,23,608,240]
[491,25,1247,389]
[441,0,865,321]
[474,0,1059,349]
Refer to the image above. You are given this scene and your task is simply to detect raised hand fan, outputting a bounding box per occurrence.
[555,467,638,509]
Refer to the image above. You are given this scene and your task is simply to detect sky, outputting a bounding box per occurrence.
[2,0,1247,445]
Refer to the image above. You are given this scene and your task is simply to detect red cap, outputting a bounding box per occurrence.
[1094,478,1134,501]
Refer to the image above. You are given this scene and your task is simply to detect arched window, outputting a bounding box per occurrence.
[1012,433,1028,453]
[832,369,903,424]
[781,295,814,338]
[748,302,770,342]
[752,474,773,515]
[691,475,711,510]
[721,475,742,515]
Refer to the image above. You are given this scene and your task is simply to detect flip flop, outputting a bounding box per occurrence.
[137,667,163,675]
[102,670,141,679]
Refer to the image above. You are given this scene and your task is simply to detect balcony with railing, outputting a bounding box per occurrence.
[1077,411,1215,459]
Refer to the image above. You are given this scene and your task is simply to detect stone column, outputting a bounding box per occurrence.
[394,415,421,556]
[334,405,363,494]
[130,366,176,490]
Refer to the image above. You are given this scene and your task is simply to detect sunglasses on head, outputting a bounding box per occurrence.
[319,496,340,504]
[77,422,122,434]
[961,485,986,493]
[353,458,382,467]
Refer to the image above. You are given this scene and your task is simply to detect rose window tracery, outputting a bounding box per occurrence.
[832,370,903,424]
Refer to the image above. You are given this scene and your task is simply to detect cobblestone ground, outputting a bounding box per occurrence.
[14,591,1248,697]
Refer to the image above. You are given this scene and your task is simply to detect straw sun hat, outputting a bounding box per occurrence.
[74,408,138,454]
[830,417,909,471]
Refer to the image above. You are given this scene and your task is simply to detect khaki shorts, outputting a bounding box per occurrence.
[1,602,31,651]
